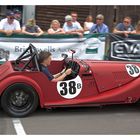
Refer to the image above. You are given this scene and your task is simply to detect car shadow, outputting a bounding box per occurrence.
[31,103,140,117]
[1,103,140,118]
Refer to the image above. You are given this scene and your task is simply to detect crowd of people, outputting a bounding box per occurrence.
[0,10,140,37]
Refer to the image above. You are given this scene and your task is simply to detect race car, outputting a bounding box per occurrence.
[0,43,140,117]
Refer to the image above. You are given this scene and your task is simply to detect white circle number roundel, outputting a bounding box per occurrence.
[125,64,140,77]
[57,75,82,99]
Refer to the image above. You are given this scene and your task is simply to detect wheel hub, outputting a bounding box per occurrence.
[10,90,29,107]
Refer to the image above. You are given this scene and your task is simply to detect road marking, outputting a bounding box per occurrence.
[12,119,26,135]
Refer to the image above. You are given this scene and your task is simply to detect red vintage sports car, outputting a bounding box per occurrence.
[0,43,140,117]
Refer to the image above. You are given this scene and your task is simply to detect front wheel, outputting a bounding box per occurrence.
[1,83,39,117]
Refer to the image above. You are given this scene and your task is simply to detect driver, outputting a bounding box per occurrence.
[39,51,72,82]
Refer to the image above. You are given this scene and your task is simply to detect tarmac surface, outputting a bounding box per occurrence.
[0,104,140,135]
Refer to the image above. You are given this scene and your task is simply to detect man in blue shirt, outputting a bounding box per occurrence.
[39,51,72,82]
[90,14,109,33]
[113,16,135,36]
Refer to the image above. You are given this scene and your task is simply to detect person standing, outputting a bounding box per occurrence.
[0,11,21,36]
[90,14,109,33]
[22,19,44,36]
[84,15,94,34]
[48,20,65,34]
[135,20,140,34]
[70,11,83,29]
[113,16,135,36]
[63,15,83,37]
[13,9,22,26]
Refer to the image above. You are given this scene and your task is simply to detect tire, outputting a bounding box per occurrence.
[1,83,39,117]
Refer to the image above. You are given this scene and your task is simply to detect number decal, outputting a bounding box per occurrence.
[126,64,140,77]
[59,81,78,96]
[60,82,67,95]
[69,81,76,95]
[57,76,83,99]
[132,65,140,73]
[126,65,135,75]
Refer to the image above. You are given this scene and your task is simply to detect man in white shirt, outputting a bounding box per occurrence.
[63,15,83,37]
[0,11,21,36]
[71,11,83,30]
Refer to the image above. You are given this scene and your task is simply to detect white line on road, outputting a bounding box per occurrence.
[12,119,26,135]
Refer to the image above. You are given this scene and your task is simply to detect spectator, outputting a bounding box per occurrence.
[135,20,140,34]
[90,14,109,33]
[71,11,83,29]
[0,11,21,36]
[22,19,44,36]
[63,15,83,37]
[48,20,65,34]
[113,16,135,36]
[84,15,94,34]
[13,9,22,26]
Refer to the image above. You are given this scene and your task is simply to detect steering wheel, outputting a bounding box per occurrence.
[64,61,80,80]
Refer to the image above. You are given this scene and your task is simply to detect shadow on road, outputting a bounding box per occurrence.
[31,104,140,117]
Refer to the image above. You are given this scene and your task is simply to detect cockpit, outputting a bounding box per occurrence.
[13,43,80,80]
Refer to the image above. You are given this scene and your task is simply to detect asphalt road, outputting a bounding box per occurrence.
[1,104,140,135]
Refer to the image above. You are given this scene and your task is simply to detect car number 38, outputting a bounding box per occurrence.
[57,75,83,99]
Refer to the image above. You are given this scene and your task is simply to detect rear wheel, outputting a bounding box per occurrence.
[1,83,39,117]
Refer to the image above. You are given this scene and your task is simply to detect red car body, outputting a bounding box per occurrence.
[0,44,140,117]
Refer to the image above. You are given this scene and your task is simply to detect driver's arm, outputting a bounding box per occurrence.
[53,67,66,78]
[51,68,72,82]
[53,72,62,79]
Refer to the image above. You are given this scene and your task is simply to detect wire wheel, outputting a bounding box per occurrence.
[1,83,39,117]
